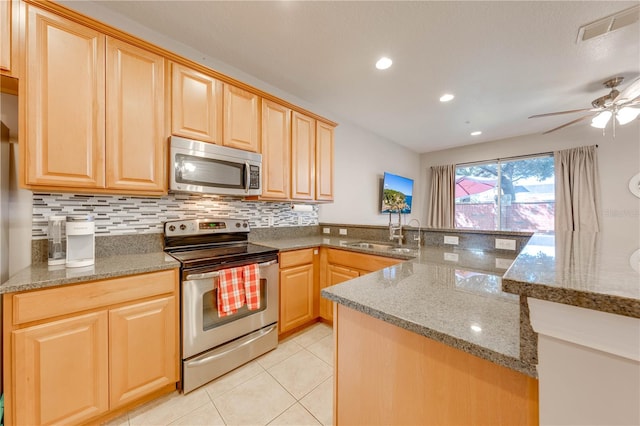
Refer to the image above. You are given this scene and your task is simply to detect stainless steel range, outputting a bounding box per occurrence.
[163,218,279,393]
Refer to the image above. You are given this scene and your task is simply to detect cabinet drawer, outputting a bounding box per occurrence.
[280,248,315,268]
[12,269,178,325]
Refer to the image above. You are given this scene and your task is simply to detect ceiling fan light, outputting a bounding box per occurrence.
[590,110,612,128]
[616,107,640,125]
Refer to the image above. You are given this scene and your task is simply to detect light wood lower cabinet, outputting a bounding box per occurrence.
[279,248,318,334]
[319,248,402,322]
[109,297,176,409]
[13,311,109,426]
[3,269,179,426]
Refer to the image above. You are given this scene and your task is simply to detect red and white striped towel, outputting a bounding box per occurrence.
[217,267,246,317]
[243,264,260,311]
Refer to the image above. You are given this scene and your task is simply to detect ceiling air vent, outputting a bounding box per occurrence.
[577,5,639,42]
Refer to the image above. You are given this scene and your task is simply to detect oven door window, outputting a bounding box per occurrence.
[203,277,267,330]
[176,153,245,190]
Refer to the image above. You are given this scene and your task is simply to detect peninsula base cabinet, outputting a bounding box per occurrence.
[2,269,180,426]
[319,248,402,322]
[334,304,539,425]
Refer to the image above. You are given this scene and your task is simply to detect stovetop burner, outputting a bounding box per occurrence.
[163,218,278,271]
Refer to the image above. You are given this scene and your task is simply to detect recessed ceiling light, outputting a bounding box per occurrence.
[439,94,455,102]
[375,57,392,70]
[470,131,482,136]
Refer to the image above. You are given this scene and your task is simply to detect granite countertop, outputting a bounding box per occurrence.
[0,252,180,294]
[318,244,533,376]
[503,232,640,318]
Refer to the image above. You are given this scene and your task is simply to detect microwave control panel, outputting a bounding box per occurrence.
[249,165,260,189]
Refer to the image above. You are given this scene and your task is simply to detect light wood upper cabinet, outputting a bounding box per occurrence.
[223,84,260,152]
[24,6,106,188]
[291,111,315,200]
[106,37,166,193]
[23,6,167,195]
[316,121,335,201]
[109,296,177,409]
[171,62,223,144]
[13,311,109,425]
[0,0,12,73]
[1,0,20,77]
[261,99,291,199]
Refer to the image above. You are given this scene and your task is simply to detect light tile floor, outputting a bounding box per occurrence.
[106,323,334,426]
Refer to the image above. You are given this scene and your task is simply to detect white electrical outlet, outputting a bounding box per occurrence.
[495,238,516,250]
[444,252,459,262]
[267,216,274,227]
[323,228,330,234]
[339,228,348,235]
[495,258,513,269]
[444,235,459,245]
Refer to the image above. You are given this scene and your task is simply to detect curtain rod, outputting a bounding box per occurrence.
[455,145,598,168]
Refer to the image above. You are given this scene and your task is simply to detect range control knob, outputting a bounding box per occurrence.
[168,225,176,232]
[242,222,248,228]
[180,224,186,231]
[235,222,241,228]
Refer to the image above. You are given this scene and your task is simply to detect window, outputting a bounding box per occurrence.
[454,155,555,232]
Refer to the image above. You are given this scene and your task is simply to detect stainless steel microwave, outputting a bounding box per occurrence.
[169,136,262,196]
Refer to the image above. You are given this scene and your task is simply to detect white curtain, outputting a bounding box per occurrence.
[427,164,455,228]
[554,145,601,231]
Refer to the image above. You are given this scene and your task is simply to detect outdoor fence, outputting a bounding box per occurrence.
[455,201,555,232]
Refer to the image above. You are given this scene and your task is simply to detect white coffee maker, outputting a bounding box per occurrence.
[66,215,95,267]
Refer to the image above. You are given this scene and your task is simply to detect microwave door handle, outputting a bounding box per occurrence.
[244,161,250,193]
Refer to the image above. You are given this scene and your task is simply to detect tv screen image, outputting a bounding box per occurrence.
[381,172,414,214]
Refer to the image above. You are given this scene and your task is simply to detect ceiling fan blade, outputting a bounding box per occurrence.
[528,108,595,119]
[542,114,593,134]
[614,76,640,104]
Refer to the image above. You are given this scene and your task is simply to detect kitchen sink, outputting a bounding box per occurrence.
[346,241,394,250]
[388,247,415,254]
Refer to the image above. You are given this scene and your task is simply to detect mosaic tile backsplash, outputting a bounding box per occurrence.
[33,193,318,239]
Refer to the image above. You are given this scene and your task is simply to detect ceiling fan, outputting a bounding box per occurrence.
[529,76,640,134]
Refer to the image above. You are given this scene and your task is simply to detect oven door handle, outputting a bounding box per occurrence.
[185,259,278,281]
[186,324,278,368]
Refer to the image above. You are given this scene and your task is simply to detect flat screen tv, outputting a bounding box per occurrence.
[381,172,414,214]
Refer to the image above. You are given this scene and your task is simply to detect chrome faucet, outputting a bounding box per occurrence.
[389,211,404,245]
[407,219,421,249]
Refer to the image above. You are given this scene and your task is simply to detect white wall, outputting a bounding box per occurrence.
[1,93,31,276]
[421,121,640,250]
[318,123,421,225]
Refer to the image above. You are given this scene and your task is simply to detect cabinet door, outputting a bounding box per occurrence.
[13,311,109,425]
[321,264,359,321]
[316,121,335,201]
[0,0,11,73]
[25,6,105,188]
[280,263,314,333]
[291,111,315,200]
[106,37,166,193]
[223,84,259,152]
[261,99,291,199]
[171,63,223,143]
[110,296,178,409]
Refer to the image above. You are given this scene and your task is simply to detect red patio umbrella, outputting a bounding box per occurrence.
[455,176,495,198]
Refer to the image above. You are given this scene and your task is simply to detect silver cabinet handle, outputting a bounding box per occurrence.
[186,324,277,367]
[185,259,278,281]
